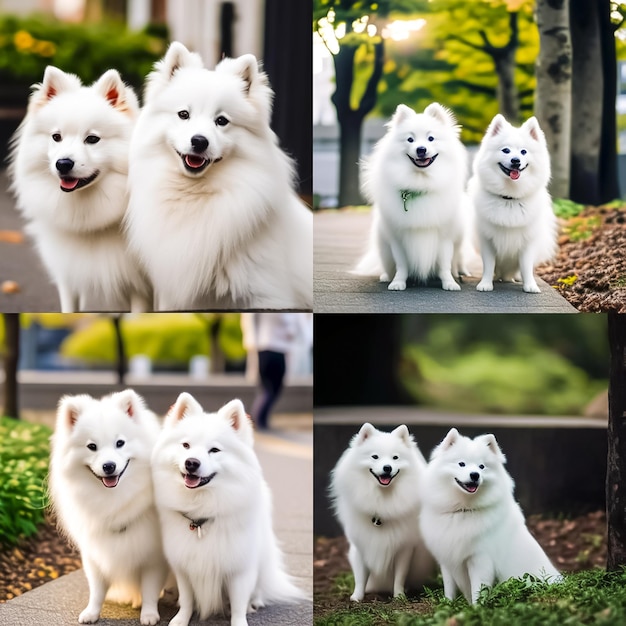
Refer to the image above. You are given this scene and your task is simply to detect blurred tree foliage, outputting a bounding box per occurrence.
[399,315,608,416]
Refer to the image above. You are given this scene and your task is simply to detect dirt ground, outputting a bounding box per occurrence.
[314,511,607,617]
[537,205,626,312]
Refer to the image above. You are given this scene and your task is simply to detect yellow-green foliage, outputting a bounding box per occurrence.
[60,314,245,367]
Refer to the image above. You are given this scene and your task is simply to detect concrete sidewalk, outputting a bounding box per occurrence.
[0,428,313,626]
[314,209,577,313]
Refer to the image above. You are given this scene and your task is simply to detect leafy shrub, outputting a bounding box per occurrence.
[60,313,245,368]
[0,417,51,547]
[0,14,166,96]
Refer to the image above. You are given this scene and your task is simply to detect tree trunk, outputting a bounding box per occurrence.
[607,313,626,569]
[534,0,572,199]
[209,317,225,374]
[494,52,519,124]
[331,34,384,207]
[3,314,20,419]
[112,316,126,386]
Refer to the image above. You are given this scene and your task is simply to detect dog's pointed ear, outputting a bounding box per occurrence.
[56,394,90,431]
[424,102,457,128]
[391,424,412,445]
[352,422,376,446]
[92,69,138,117]
[389,104,414,127]
[219,399,254,445]
[431,427,460,459]
[522,116,544,143]
[216,54,261,95]
[486,114,508,138]
[29,66,81,112]
[165,392,204,427]
[111,389,145,420]
[476,433,506,463]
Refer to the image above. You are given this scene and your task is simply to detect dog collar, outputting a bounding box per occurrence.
[400,189,426,212]
[181,512,214,538]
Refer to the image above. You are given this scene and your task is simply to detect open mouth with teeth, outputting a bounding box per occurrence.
[408,153,438,168]
[498,162,528,181]
[59,170,99,192]
[183,472,217,489]
[91,459,129,489]
[369,468,397,486]
[455,477,480,493]
[176,151,221,174]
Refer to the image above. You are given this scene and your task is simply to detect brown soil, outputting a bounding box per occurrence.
[0,516,81,603]
[537,206,626,312]
[314,510,607,617]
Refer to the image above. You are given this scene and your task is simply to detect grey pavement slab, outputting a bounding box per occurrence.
[314,209,577,313]
[0,429,312,626]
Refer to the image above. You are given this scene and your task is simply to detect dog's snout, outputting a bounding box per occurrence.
[102,462,116,475]
[470,471,480,482]
[383,464,392,474]
[416,146,427,158]
[190,135,209,153]
[185,457,201,473]
[56,158,75,174]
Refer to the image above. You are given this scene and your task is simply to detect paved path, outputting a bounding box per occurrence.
[0,426,312,626]
[314,209,577,313]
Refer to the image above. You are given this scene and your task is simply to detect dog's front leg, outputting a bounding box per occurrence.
[227,568,257,626]
[78,558,108,623]
[168,569,194,626]
[392,547,413,597]
[467,554,495,604]
[348,544,369,601]
[440,565,458,601]
[437,239,461,291]
[476,236,496,292]
[519,246,541,293]
[58,284,78,313]
[139,564,166,626]
[388,238,409,291]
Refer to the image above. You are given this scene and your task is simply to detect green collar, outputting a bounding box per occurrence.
[400,189,426,211]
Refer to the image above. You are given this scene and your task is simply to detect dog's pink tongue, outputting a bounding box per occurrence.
[379,475,392,486]
[184,474,202,488]
[102,476,119,488]
[465,484,478,493]
[60,178,79,190]
[185,155,206,169]
[510,170,520,181]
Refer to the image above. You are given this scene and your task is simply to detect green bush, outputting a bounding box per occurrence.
[0,14,166,96]
[0,417,51,547]
[60,314,246,368]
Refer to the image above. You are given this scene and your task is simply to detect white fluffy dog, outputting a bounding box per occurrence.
[329,423,434,601]
[469,114,557,293]
[420,428,560,604]
[356,103,470,291]
[125,42,312,310]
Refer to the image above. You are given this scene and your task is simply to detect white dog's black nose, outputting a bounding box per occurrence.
[56,158,74,174]
[190,135,209,153]
[383,464,392,474]
[416,146,427,158]
[470,471,480,481]
[185,457,201,473]
[510,157,521,167]
[102,462,116,475]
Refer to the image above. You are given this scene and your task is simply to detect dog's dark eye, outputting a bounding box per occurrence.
[85,135,100,145]
[371,455,379,460]
[178,110,190,120]
[52,133,62,142]
[209,447,221,454]
[407,137,414,143]
[479,464,485,470]
[458,461,465,467]
[87,443,97,451]
[215,115,229,127]
[502,147,510,154]
[116,440,125,448]
[521,149,527,155]
[393,455,398,460]
[428,135,434,142]
[182,442,190,449]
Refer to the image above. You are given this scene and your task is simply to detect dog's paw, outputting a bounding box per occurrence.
[442,280,461,291]
[350,593,364,602]
[523,282,541,293]
[379,272,390,282]
[140,610,160,625]
[388,280,406,291]
[476,281,494,292]
[168,617,189,626]
[78,608,100,624]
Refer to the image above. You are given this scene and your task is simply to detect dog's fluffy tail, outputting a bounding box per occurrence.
[258,539,309,605]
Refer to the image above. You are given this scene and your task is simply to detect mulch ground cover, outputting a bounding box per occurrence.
[0,515,80,603]
[537,205,626,312]
[314,510,607,618]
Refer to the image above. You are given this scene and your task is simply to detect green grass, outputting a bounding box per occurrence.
[0,417,51,547]
[317,569,626,625]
